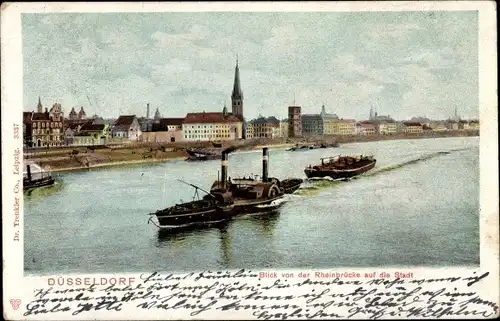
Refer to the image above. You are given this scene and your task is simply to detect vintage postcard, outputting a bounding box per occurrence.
[2,1,498,319]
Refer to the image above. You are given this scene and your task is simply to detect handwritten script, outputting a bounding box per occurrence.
[24,270,498,319]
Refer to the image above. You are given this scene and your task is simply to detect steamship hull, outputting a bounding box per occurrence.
[154,205,234,228]
[153,195,284,228]
[23,177,56,191]
[232,195,284,213]
[23,163,56,191]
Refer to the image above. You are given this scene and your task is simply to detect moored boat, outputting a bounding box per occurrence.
[304,155,376,179]
[287,141,339,151]
[23,163,56,191]
[185,148,222,161]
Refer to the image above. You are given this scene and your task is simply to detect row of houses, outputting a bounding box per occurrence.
[286,105,479,138]
[244,111,480,140]
[288,118,479,137]
[23,102,480,148]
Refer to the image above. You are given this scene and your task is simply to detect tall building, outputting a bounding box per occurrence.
[68,107,78,120]
[68,106,87,120]
[78,106,87,119]
[154,107,161,121]
[231,58,243,119]
[288,106,302,137]
[246,116,280,139]
[231,58,245,139]
[182,111,242,142]
[37,96,43,113]
[302,114,323,136]
[23,100,64,147]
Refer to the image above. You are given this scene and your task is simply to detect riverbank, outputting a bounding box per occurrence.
[27,130,478,173]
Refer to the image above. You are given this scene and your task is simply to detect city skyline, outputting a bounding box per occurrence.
[23,11,478,120]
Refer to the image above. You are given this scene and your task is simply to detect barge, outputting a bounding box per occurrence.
[304,155,376,179]
[185,148,222,161]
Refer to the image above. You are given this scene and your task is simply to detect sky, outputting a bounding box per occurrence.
[22,11,478,121]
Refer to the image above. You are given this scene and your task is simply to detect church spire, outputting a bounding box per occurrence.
[230,57,244,138]
[231,57,243,99]
[37,96,43,113]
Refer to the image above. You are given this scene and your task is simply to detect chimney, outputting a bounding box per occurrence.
[146,103,150,119]
[220,151,228,189]
[45,108,48,113]
[262,147,268,182]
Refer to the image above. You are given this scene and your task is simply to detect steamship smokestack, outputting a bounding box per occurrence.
[262,147,268,182]
[27,164,32,182]
[221,151,228,189]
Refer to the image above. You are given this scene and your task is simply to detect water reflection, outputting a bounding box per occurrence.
[156,208,282,267]
[218,223,231,267]
[155,220,230,244]
[240,209,280,237]
[24,179,65,199]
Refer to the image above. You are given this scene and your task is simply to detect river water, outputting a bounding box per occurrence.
[24,137,479,275]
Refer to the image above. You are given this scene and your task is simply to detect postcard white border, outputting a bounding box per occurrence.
[2,1,498,320]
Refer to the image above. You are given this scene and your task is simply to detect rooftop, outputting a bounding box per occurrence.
[113,115,137,129]
[183,112,241,124]
[159,118,184,126]
[80,123,106,131]
[31,112,51,121]
[23,112,33,123]
[403,122,422,126]
[250,116,280,125]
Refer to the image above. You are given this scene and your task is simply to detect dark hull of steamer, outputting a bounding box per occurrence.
[23,164,56,191]
[154,203,234,228]
[304,160,376,179]
[23,176,56,191]
[153,195,284,228]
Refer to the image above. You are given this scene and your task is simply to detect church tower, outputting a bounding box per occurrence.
[321,104,326,116]
[231,58,243,120]
[154,107,161,121]
[37,96,43,113]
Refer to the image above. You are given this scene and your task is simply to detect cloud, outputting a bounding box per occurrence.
[365,23,425,42]
[23,12,478,121]
[400,47,457,70]
[151,24,209,49]
[79,38,99,59]
[262,24,298,52]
